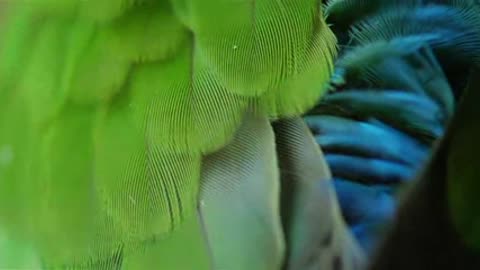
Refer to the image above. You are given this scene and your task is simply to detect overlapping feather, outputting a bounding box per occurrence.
[0,0,336,267]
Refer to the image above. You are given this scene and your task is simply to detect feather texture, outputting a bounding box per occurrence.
[0,0,337,267]
[199,112,284,270]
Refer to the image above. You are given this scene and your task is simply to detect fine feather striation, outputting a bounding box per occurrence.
[199,112,285,270]
[314,0,480,264]
[274,118,365,270]
[0,0,336,153]
[336,38,455,119]
[173,0,337,100]
[325,0,419,30]
[0,0,337,267]
[349,3,480,72]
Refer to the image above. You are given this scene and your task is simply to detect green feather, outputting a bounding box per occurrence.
[128,43,250,154]
[0,5,40,93]
[0,230,41,269]
[102,2,188,63]
[183,0,336,100]
[199,112,285,270]
[121,215,211,270]
[0,92,36,239]
[17,18,72,127]
[64,20,130,105]
[259,30,336,118]
[30,105,99,264]
[94,90,201,244]
[0,0,337,267]
[16,0,140,22]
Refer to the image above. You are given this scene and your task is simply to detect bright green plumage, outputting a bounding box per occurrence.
[0,0,339,268]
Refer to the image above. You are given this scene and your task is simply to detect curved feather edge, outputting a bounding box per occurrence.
[273,117,366,270]
[198,111,285,270]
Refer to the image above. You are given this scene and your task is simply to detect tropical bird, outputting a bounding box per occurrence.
[307,1,480,269]
[0,0,366,269]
